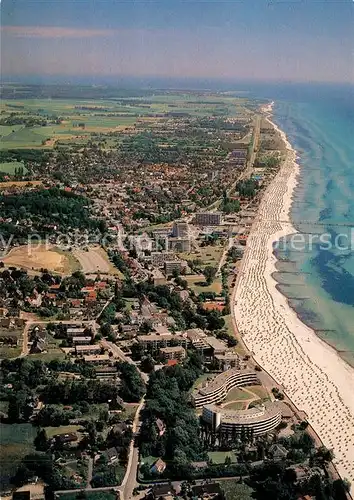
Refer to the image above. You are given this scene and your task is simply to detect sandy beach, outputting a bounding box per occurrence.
[234,105,354,489]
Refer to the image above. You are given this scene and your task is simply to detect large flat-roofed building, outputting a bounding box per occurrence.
[168,237,191,253]
[67,327,87,337]
[75,344,101,355]
[193,368,260,408]
[138,334,187,350]
[151,252,175,269]
[172,222,189,238]
[195,212,222,226]
[185,328,209,350]
[164,260,186,277]
[84,354,111,364]
[214,352,241,371]
[160,346,186,361]
[72,336,92,345]
[204,336,227,355]
[202,402,282,436]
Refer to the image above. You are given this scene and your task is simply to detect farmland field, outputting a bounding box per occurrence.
[0,161,27,174]
[0,422,37,490]
[0,91,248,152]
[2,245,80,274]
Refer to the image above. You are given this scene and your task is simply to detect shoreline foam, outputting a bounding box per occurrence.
[234,104,354,489]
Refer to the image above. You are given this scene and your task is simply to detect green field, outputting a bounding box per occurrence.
[221,481,254,500]
[44,424,82,438]
[0,422,37,490]
[185,274,222,294]
[0,345,22,359]
[180,244,224,268]
[57,490,117,500]
[224,387,252,402]
[0,127,46,149]
[0,161,27,174]
[207,451,237,464]
[223,401,246,410]
[192,373,214,390]
[0,91,250,152]
[28,332,66,361]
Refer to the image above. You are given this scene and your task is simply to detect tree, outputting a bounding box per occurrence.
[117,362,145,402]
[141,355,155,373]
[314,446,334,467]
[34,428,49,451]
[203,266,217,285]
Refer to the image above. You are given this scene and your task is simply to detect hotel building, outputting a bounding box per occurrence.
[202,402,282,436]
[193,368,260,408]
[195,212,222,226]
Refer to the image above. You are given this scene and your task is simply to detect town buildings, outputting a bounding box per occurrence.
[195,212,222,226]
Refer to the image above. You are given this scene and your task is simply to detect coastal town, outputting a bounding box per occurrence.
[0,85,353,500]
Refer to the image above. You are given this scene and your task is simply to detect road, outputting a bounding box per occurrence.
[86,457,93,489]
[101,339,149,384]
[120,398,145,500]
[204,114,261,213]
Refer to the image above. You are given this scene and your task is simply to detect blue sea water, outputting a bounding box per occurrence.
[255,84,354,366]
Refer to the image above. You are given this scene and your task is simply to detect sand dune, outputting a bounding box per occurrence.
[234,115,354,489]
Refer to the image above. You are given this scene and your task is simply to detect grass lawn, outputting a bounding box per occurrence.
[0,422,37,490]
[29,349,66,362]
[123,403,138,419]
[185,274,222,295]
[223,315,246,355]
[29,332,66,361]
[224,387,252,402]
[208,451,237,464]
[180,244,224,268]
[0,401,9,414]
[0,161,27,174]
[44,424,82,438]
[221,481,254,500]
[58,491,117,500]
[223,401,247,411]
[140,455,158,472]
[192,373,214,390]
[245,385,270,399]
[0,345,22,359]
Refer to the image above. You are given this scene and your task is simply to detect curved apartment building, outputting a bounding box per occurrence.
[202,402,282,436]
[193,368,260,408]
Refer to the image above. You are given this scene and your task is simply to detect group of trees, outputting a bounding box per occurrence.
[117,361,145,403]
[236,178,259,199]
[249,460,350,500]
[0,187,106,240]
[221,190,241,214]
[139,352,205,478]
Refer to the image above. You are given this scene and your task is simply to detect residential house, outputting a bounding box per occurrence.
[102,447,120,464]
[150,458,166,475]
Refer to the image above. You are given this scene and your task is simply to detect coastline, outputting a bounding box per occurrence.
[233,104,354,490]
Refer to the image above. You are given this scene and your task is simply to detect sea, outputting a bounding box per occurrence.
[252,83,354,367]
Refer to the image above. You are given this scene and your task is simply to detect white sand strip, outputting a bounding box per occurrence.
[234,110,354,489]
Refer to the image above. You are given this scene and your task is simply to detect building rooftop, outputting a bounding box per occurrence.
[196,368,257,396]
[205,401,282,425]
[138,334,173,342]
[84,354,110,363]
[75,344,101,352]
[160,346,185,353]
[204,336,227,352]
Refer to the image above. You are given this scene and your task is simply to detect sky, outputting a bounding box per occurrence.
[1,0,354,84]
